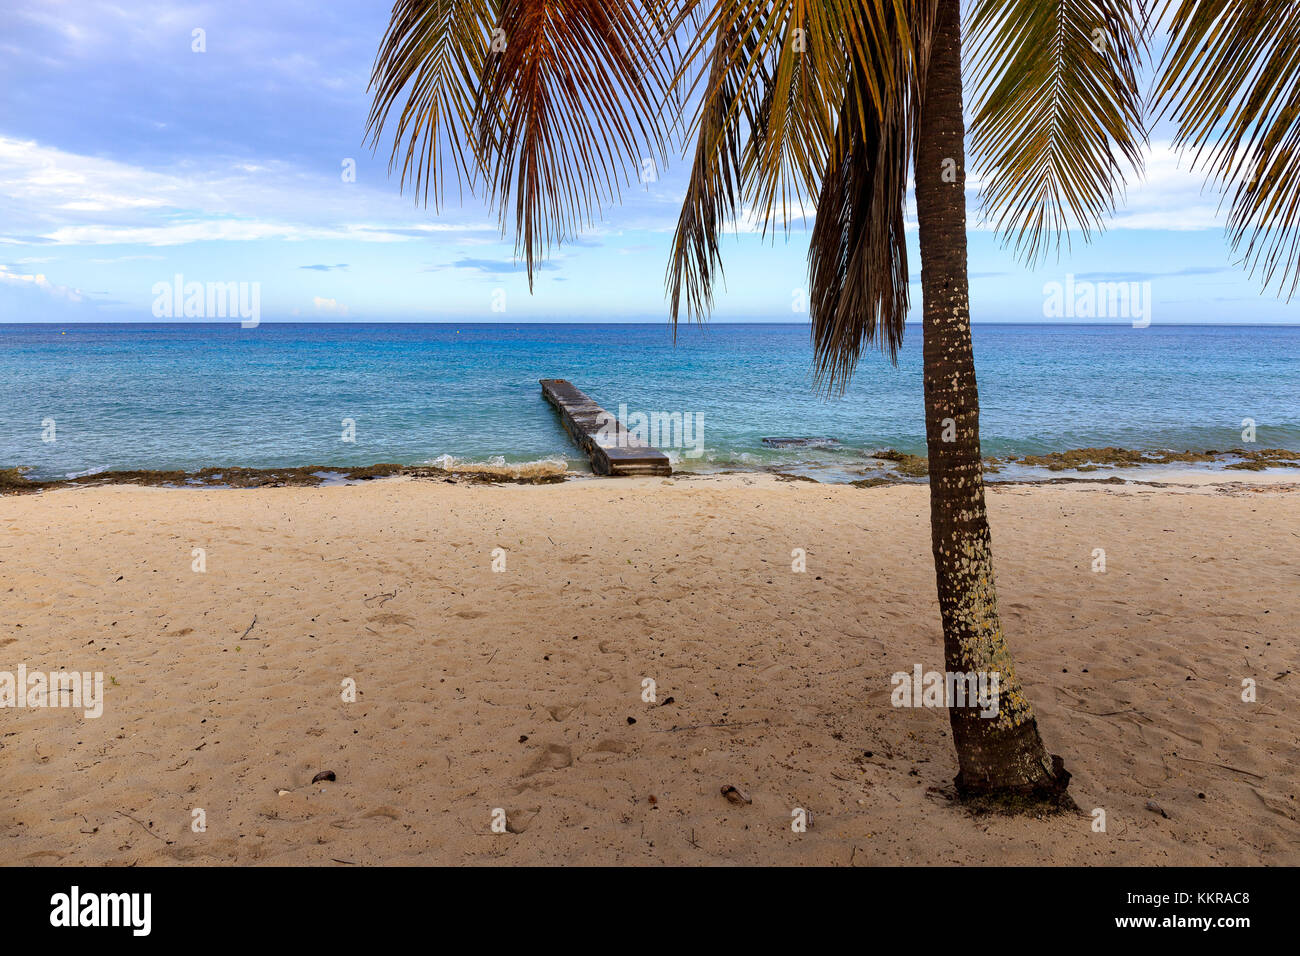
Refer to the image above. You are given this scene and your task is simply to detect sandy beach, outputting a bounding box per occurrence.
[1,474,1297,866]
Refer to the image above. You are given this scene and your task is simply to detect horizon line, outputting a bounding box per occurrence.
[2,320,1299,329]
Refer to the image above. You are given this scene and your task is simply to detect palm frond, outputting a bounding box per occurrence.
[807,67,910,392]
[366,0,496,208]
[739,2,840,240]
[967,0,1150,261]
[665,0,915,336]
[665,19,757,325]
[808,0,932,392]
[369,0,672,288]
[474,0,673,287]
[1156,0,1300,297]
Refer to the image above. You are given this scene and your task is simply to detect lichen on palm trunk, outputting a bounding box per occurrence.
[914,0,1071,809]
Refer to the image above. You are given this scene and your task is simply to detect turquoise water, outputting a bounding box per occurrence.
[1,322,1297,481]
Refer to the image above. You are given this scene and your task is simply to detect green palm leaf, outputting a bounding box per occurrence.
[967,0,1149,261]
[664,0,920,383]
[665,18,760,325]
[1157,0,1300,296]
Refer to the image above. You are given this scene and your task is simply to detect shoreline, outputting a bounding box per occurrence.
[4,445,1300,494]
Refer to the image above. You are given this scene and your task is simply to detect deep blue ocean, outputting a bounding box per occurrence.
[2,322,1297,481]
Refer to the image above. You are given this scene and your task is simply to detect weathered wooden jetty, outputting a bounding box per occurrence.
[540,379,672,477]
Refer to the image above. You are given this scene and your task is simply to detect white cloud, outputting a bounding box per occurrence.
[1106,141,1226,231]
[0,132,1237,258]
[0,136,499,247]
[965,141,1227,234]
[311,296,348,314]
[0,263,83,301]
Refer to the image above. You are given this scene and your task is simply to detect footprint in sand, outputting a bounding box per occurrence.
[522,743,572,776]
[546,704,575,722]
[1252,788,1296,820]
[367,612,414,628]
[505,807,541,833]
[580,739,630,763]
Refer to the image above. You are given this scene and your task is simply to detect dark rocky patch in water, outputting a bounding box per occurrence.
[761,437,840,448]
[991,446,1300,472]
[0,463,566,495]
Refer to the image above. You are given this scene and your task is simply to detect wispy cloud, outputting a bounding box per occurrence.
[1073,266,1231,281]
[426,256,559,275]
[0,137,499,247]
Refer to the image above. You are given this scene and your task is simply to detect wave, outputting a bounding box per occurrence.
[419,454,571,480]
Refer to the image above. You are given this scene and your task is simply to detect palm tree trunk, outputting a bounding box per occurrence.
[913,0,1071,804]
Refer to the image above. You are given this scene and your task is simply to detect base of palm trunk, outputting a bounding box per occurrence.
[951,715,1076,812]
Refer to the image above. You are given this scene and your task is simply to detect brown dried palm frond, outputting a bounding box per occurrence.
[1156,0,1300,297]
[807,64,910,393]
[474,0,674,286]
[806,0,932,392]
[366,0,496,208]
[806,70,909,392]
[966,0,1150,261]
[368,0,673,288]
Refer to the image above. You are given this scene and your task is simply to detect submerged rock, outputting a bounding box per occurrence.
[761,437,840,448]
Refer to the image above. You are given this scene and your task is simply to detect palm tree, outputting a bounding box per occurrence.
[366,0,1295,805]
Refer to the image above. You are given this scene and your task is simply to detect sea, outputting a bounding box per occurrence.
[2,322,1297,483]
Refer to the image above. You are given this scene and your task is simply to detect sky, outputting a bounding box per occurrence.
[0,0,1295,325]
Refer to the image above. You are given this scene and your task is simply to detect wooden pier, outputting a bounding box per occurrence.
[540,379,672,477]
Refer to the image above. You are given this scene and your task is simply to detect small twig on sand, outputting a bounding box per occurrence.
[239,616,258,641]
[655,720,764,733]
[117,811,170,843]
[1069,707,1141,718]
[1171,754,1264,780]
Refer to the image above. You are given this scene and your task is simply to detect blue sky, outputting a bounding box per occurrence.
[0,0,1295,324]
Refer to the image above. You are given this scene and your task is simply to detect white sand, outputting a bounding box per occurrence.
[1,474,1296,864]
